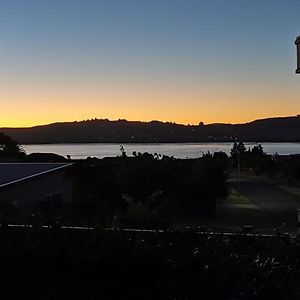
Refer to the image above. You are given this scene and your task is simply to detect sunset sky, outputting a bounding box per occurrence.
[1,0,300,127]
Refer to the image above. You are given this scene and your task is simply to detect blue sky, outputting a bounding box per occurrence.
[0,0,299,126]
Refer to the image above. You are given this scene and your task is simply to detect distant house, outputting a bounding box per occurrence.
[0,163,73,213]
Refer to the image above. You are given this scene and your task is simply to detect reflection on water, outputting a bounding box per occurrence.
[22,142,300,160]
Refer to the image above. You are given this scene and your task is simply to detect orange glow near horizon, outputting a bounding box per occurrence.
[1,100,300,127]
[2,99,300,128]
[1,72,299,128]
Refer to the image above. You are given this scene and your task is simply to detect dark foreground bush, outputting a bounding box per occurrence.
[0,227,299,299]
[72,155,228,228]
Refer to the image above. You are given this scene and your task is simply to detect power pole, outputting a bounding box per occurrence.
[295,36,300,73]
[237,150,240,202]
[296,37,300,234]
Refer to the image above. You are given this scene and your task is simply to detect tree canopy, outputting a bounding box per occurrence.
[0,132,25,157]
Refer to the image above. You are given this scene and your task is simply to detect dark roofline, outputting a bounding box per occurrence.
[0,163,73,189]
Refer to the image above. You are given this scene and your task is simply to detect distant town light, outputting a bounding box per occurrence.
[295,36,300,73]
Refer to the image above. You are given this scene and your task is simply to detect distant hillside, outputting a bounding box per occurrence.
[1,116,300,144]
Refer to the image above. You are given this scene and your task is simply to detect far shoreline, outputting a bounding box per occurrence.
[21,141,300,145]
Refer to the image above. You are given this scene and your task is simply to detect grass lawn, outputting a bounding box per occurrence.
[204,188,278,232]
[176,188,278,233]
[227,188,250,204]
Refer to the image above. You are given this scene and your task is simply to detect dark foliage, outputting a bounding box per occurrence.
[230,141,246,159]
[71,155,228,228]
[0,132,25,157]
[230,142,277,175]
[0,227,299,300]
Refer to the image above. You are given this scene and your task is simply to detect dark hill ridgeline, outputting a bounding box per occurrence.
[1,116,300,144]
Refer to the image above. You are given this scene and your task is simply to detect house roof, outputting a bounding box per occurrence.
[0,163,73,188]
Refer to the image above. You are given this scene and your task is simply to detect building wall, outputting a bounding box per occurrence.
[0,171,73,212]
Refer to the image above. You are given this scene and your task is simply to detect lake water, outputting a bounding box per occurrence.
[22,142,300,160]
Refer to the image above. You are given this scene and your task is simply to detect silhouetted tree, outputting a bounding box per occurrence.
[0,132,25,157]
[230,142,238,159]
[230,142,246,159]
[237,141,246,155]
[251,144,265,156]
[120,145,127,157]
[213,151,228,160]
[202,151,212,158]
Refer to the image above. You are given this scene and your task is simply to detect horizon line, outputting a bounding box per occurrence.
[1,114,299,129]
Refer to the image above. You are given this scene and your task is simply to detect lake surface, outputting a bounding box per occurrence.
[22,142,300,159]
